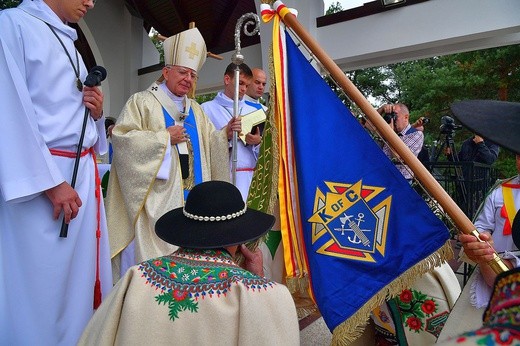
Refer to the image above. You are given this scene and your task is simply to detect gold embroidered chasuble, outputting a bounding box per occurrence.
[105,89,229,276]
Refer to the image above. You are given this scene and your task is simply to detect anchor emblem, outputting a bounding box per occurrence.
[334,213,371,246]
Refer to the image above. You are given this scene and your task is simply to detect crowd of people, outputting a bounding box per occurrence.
[1,1,519,345]
[0,1,283,344]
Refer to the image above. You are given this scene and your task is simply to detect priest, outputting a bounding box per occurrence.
[106,27,240,279]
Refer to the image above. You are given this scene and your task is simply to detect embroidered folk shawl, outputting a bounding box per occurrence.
[371,262,461,345]
[79,249,300,346]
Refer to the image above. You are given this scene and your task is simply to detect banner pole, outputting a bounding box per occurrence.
[273,4,507,274]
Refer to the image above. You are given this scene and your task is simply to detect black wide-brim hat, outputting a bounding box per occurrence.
[450,100,520,155]
[155,181,275,249]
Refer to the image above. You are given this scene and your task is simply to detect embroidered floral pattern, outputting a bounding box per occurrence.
[447,270,520,344]
[139,248,274,321]
[484,270,520,327]
[394,288,448,337]
[454,327,520,344]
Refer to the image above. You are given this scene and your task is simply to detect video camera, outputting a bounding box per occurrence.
[439,115,462,135]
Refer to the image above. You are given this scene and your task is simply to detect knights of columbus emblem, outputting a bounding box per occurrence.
[308,180,392,262]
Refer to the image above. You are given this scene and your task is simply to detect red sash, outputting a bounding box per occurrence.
[50,147,103,309]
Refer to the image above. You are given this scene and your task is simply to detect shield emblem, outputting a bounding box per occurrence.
[327,199,377,252]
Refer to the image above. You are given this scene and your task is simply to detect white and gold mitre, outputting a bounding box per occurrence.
[163,27,207,72]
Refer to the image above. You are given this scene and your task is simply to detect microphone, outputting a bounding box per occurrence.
[84,65,107,87]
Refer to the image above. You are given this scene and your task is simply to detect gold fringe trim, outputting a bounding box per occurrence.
[286,275,317,319]
[286,275,310,295]
[331,241,453,345]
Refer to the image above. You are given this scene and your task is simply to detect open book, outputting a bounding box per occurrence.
[239,108,267,144]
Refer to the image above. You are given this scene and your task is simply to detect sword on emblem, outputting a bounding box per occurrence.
[340,213,371,246]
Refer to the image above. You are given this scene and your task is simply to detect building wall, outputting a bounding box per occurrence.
[81,0,159,118]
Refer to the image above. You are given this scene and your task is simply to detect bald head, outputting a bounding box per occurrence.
[246,68,267,100]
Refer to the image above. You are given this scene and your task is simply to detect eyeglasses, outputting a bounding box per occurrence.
[166,65,198,80]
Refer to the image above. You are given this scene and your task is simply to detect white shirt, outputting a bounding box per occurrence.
[202,92,260,200]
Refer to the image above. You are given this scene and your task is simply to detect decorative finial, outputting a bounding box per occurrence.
[232,13,260,65]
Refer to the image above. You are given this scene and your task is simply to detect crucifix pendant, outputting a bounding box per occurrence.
[76,78,83,92]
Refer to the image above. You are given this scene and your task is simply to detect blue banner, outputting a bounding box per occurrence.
[285,32,450,331]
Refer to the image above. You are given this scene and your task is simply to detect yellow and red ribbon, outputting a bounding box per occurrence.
[501,180,520,235]
[262,1,309,284]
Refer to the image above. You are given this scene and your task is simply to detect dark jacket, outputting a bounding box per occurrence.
[457,137,499,165]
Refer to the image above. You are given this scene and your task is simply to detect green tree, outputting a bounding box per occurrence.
[347,44,520,177]
[195,92,217,104]
[149,29,165,64]
[326,2,344,15]
[394,46,520,116]
[0,0,21,10]
[348,66,400,105]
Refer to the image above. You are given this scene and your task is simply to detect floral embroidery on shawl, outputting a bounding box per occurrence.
[139,248,274,321]
[395,288,449,337]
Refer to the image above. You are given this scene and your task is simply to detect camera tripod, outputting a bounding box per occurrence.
[431,131,457,162]
[430,132,468,208]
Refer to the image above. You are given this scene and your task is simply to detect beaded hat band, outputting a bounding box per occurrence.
[183,205,247,222]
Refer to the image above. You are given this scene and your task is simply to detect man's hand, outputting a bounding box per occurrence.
[412,117,426,131]
[245,126,262,146]
[473,135,484,144]
[459,232,513,287]
[83,86,104,120]
[44,182,82,224]
[378,104,394,115]
[226,117,242,140]
[459,232,495,264]
[167,125,188,145]
[238,244,264,277]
